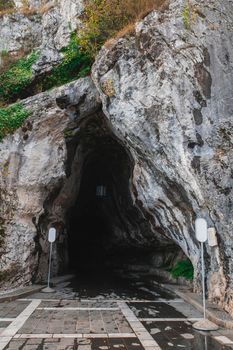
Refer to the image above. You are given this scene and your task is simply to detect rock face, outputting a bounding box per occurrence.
[0,0,232,315]
[0,78,100,285]
[0,0,84,75]
[92,0,233,314]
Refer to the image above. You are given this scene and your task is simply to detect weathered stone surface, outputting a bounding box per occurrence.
[0,77,100,287]
[92,0,233,314]
[0,0,84,75]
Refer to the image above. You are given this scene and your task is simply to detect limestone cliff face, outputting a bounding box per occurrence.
[0,0,232,315]
[0,78,100,285]
[92,0,233,313]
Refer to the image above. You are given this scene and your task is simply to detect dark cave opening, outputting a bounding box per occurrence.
[67,133,136,273]
[36,114,190,288]
[65,115,162,277]
[57,113,186,289]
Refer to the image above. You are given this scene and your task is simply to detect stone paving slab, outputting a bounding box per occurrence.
[4,337,142,349]
[0,296,233,350]
[39,300,118,309]
[0,301,30,319]
[18,309,133,335]
[92,337,143,350]
[128,302,187,319]
[143,320,233,350]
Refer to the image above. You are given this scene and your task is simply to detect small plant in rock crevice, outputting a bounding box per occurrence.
[101,78,116,97]
[182,1,198,29]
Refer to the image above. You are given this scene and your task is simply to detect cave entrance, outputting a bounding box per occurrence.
[67,135,129,273]
[65,114,160,279]
[66,120,131,276]
[58,113,188,295]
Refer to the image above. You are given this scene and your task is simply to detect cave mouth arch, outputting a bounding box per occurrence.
[36,112,187,284]
[66,132,136,273]
[62,112,180,278]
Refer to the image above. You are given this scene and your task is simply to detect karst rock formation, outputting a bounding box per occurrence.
[0,0,232,315]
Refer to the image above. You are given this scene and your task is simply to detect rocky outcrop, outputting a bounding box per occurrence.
[0,0,84,75]
[0,0,232,316]
[0,77,100,285]
[92,0,233,313]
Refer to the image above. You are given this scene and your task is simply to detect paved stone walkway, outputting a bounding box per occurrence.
[0,275,233,349]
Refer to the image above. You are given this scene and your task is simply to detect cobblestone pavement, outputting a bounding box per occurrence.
[0,273,233,349]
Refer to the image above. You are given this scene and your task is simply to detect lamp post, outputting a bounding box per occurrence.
[193,218,218,331]
[42,227,56,293]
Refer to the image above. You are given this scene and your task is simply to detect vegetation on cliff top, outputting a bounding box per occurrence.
[79,0,168,56]
[0,34,92,106]
[0,0,168,104]
[0,0,168,140]
[182,2,198,29]
[0,0,54,16]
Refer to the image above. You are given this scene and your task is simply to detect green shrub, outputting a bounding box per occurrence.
[41,33,93,90]
[79,0,168,57]
[0,50,39,104]
[169,259,194,281]
[0,103,31,141]
[0,34,91,103]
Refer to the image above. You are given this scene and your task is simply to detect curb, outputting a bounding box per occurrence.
[154,281,233,330]
[174,289,233,330]
[0,274,75,303]
[0,285,44,303]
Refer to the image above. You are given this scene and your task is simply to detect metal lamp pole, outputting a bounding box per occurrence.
[42,228,57,293]
[193,218,218,331]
